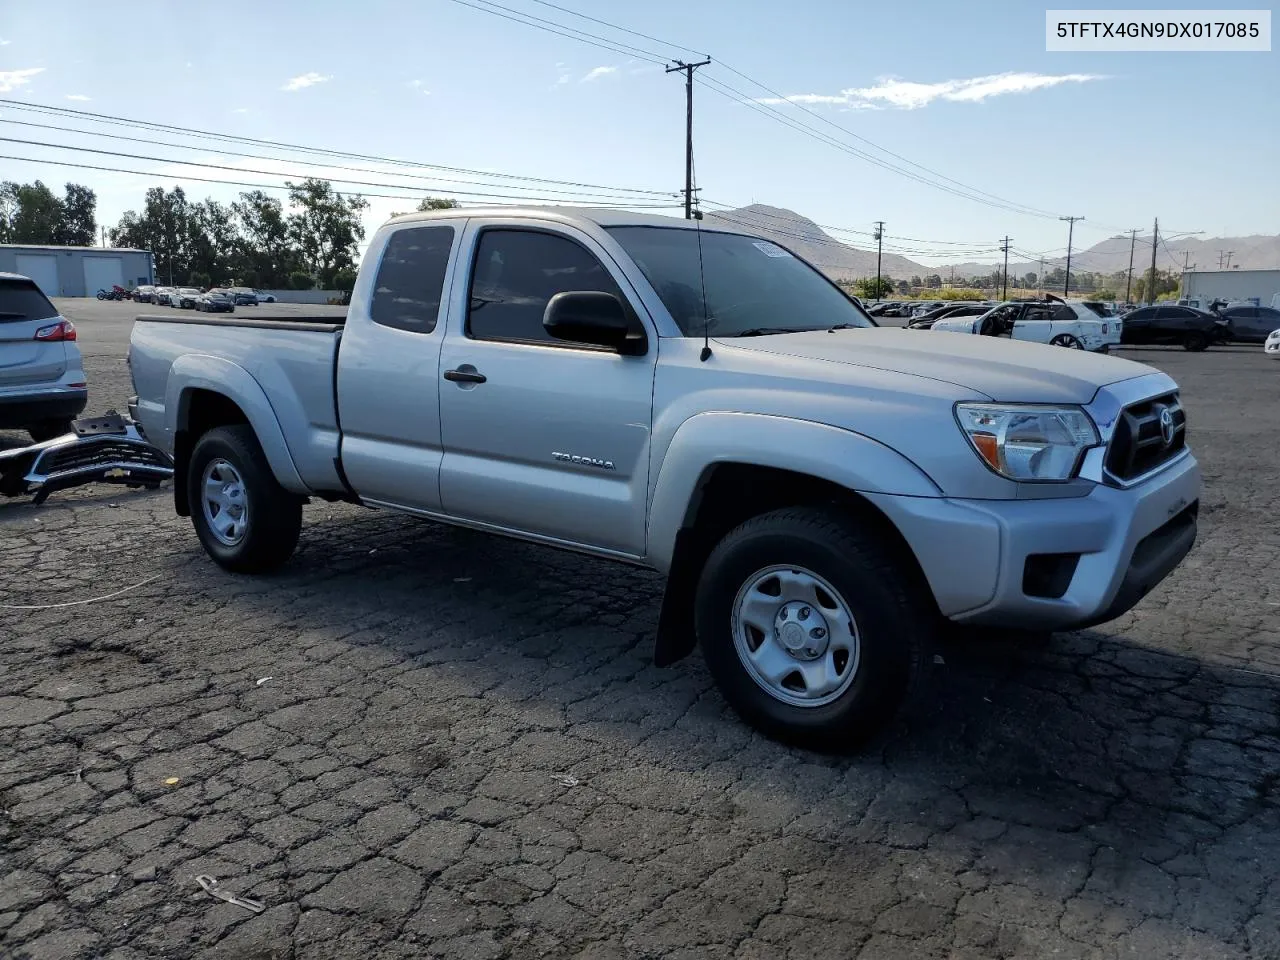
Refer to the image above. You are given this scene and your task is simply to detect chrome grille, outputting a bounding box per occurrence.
[38,439,172,477]
[1104,391,1186,483]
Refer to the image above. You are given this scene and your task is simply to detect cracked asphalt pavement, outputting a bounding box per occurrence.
[2,301,1279,959]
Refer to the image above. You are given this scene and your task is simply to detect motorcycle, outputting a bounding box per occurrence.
[96,285,130,301]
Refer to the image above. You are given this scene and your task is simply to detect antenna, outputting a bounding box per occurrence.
[695,208,711,361]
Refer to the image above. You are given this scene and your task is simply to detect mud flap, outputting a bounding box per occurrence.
[653,528,702,667]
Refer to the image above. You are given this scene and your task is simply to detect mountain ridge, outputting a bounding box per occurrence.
[704,204,1280,281]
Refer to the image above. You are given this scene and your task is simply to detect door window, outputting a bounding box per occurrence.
[369,225,456,334]
[467,229,624,345]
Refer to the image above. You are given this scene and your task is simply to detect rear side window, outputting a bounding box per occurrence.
[0,277,58,323]
[467,229,622,344]
[369,225,455,334]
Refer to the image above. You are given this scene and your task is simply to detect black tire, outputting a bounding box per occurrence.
[1184,331,1208,352]
[1050,334,1083,349]
[695,506,932,751]
[28,420,73,442]
[187,425,302,573]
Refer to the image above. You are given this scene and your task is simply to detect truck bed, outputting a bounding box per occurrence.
[130,313,346,493]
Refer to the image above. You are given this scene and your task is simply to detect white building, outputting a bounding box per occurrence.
[1180,268,1280,308]
[0,244,155,298]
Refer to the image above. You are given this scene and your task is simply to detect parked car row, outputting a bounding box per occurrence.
[1119,303,1280,351]
[131,285,275,307]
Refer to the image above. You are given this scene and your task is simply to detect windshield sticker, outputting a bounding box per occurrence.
[752,241,793,259]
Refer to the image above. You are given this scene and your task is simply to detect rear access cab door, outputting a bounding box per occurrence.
[335,217,466,512]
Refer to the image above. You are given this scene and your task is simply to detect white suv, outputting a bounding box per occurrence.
[0,273,87,441]
[933,298,1120,352]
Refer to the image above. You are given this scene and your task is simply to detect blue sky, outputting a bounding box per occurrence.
[1,0,1276,265]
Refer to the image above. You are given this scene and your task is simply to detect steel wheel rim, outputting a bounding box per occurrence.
[731,564,861,708]
[201,458,249,546]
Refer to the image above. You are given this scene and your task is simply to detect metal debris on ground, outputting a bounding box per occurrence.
[195,875,266,913]
[256,677,273,686]
[554,774,581,787]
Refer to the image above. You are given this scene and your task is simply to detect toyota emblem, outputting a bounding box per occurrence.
[1158,406,1175,446]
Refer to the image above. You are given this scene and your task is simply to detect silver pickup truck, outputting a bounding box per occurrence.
[129,207,1200,747]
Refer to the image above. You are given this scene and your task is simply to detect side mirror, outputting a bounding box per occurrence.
[543,291,646,355]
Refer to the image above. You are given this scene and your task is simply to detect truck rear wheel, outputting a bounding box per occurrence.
[695,506,931,751]
[188,425,302,573]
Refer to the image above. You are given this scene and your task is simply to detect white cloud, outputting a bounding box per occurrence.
[757,71,1105,110]
[406,79,430,95]
[0,37,11,45]
[231,107,250,114]
[282,72,331,92]
[581,65,617,83]
[65,94,92,102]
[0,67,44,93]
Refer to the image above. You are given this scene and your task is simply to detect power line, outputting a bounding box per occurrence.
[0,136,676,205]
[0,117,679,202]
[0,98,673,197]
[493,0,1065,220]
[0,152,681,208]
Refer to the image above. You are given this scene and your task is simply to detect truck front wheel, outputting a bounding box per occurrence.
[188,425,302,573]
[695,507,931,750]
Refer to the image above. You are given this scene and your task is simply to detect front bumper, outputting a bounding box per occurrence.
[0,412,174,503]
[866,451,1201,631]
[0,389,88,430]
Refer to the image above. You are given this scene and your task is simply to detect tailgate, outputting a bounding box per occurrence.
[0,277,66,389]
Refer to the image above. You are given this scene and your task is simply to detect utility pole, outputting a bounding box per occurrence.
[1038,258,1045,295]
[1147,217,1159,305]
[999,236,1011,301]
[873,221,885,301]
[1224,250,1234,270]
[1123,228,1139,304]
[1060,215,1084,296]
[666,58,712,220]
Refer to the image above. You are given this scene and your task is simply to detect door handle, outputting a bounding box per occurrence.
[443,367,486,384]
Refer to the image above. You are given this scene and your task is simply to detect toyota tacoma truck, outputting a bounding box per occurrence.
[128,208,1200,747]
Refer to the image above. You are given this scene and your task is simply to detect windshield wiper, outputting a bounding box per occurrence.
[827,323,860,332]
[729,327,803,338]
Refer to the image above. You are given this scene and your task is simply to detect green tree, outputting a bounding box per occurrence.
[1023,272,1037,286]
[924,274,942,289]
[233,191,298,287]
[111,186,198,286]
[909,275,923,289]
[895,279,911,295]
[188,199,240,284]
[55,183,97,245]
[286,179,368,287]
[855,276,894,299]
[331,266,359,292]
[391,196,462,217]
[1093,288,1117,300]
[289,271,315,290]
[1,181,63,243]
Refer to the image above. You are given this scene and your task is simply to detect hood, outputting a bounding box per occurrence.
[719,327,1152,404]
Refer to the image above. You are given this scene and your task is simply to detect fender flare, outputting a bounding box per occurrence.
[166,354,307,494]
[646,412,941,572]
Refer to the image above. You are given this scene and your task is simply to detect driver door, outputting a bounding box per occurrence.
[437,222,657,557]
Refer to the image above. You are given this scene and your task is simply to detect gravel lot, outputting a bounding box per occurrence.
[2,299,1279,959]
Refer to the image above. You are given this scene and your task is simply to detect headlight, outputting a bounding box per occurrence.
[955,403,1099,482]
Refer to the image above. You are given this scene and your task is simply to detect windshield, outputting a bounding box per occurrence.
[606,226,875,337]
[179,288,201,295]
